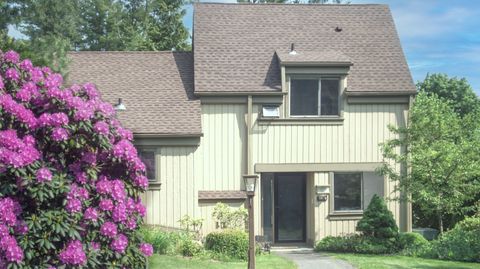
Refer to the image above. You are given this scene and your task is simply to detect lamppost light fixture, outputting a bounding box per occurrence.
[243,175,258,196]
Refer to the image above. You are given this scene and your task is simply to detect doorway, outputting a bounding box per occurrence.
[262,173,307,244]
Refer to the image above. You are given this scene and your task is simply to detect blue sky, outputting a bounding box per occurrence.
[182,0,480,93]
[9,0,480,92]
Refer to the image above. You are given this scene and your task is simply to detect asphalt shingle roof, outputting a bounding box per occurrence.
[67,51,202,136]
[193,3,416,93]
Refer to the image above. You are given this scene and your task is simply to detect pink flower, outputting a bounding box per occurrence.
[83,83,98,99]
[94,121,109,136]
[36,168,52,182]
[139,243,153,257]
[100,222,117,238]
[134,175,148,190]
[50,112,69,126]
[110,180,126,201]
[83,207,98,222]
[96,178,111,195]
[5,68,20,82]
[44,73,63,89]
[58,240,86,265]
[66,198,82,213]
[19,59,33,71]
[52,127,69,141]
[0,75,4,89]
[112,203,127,223]
[4,50,20,63]
[110,234,128,253]
[99,199,114,211]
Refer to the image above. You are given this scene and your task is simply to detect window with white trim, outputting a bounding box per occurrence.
[138,148,157,182]
[290,78,340,117]
[333,173,362,212]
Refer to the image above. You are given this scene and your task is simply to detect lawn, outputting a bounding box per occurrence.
[331,253,480,269]
[148,254,297,269]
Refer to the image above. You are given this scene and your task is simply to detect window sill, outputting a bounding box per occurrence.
[328,212,363,220]
[258,117,344,125]
[148,182,162,190]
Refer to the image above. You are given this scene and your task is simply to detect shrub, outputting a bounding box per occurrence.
[398,232,431,257]
[178,215,204,239]
[141,227,188,255]
[315,235,397,254]
[433,216,480,262]
[205,229,249,260]
[212,203,248,230]
[357,195,399,239]
[178,238,203,257]
[0,50,152,268]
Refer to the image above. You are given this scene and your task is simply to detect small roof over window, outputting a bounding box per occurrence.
[276,50,353,67]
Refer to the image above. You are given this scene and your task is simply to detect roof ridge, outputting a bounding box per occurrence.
[194,2,388,7]
[68,51,192,55]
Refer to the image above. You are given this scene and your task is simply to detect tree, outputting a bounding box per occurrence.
[357,195,398,239]
[378,92,480,233]
[140,0,190,51]
[418,73,480,117]
[14,0,84,49]
[0,50,153,267]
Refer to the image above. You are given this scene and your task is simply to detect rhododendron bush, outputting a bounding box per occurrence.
[0,50,152,268]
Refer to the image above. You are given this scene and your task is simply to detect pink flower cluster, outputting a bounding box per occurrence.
[0,198,25,263]
[58,240,86,266]
[0,130,39,168]
[0,50,152,267]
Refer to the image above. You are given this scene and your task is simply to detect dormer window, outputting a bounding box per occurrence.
[290,78,340,117]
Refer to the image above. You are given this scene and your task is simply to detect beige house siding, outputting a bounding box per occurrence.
[140,101,409,243]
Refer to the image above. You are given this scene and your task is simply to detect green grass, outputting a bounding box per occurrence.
[148,254,297,269]
[331,253,480,269]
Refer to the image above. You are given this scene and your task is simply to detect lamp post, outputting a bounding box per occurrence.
[243,175,258,269]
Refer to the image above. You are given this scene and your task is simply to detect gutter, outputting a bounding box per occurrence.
[133,133,204,138]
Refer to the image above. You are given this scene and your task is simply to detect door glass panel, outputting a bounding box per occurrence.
[275,174,306,242]
[261,174,273,242]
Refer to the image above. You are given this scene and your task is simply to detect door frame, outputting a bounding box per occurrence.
[273,172,307,243]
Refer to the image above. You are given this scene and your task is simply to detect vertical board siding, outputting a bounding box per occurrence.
[142,102,407,238]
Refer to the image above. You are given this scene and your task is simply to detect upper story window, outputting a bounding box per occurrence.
[138,148,157,182]
[290,78,340,117]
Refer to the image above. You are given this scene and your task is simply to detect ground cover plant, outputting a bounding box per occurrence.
[0,50,152,268]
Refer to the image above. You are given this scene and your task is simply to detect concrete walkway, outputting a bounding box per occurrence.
[273,248,355,269]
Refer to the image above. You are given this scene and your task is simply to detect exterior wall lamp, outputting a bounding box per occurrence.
[243,174,258,269]
[315,185,330,202]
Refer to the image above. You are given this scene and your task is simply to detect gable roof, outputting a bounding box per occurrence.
[193,3,416,94]
[67,51,202,137]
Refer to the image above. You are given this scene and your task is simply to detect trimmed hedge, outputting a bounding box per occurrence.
[315,235,398,254]
[205,229,249,260]
[398,232,431,257]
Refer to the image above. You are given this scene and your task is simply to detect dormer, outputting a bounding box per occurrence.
[272,46,353,121]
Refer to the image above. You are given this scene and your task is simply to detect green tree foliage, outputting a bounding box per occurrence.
[140,0,190,51]
[418,74,480,116]
[378,92,480,233]
[357,195,399,239]
[2,0,190,73]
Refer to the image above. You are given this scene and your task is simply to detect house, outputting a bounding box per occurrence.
[68,3,416,246]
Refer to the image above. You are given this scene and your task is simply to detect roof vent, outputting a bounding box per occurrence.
[289,43,297,55]
[115,98,126,111]
[335,26,342,32]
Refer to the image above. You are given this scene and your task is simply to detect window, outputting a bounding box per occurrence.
[290,78,339,117]
[138,148,156,181]
[333,173,362,212]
